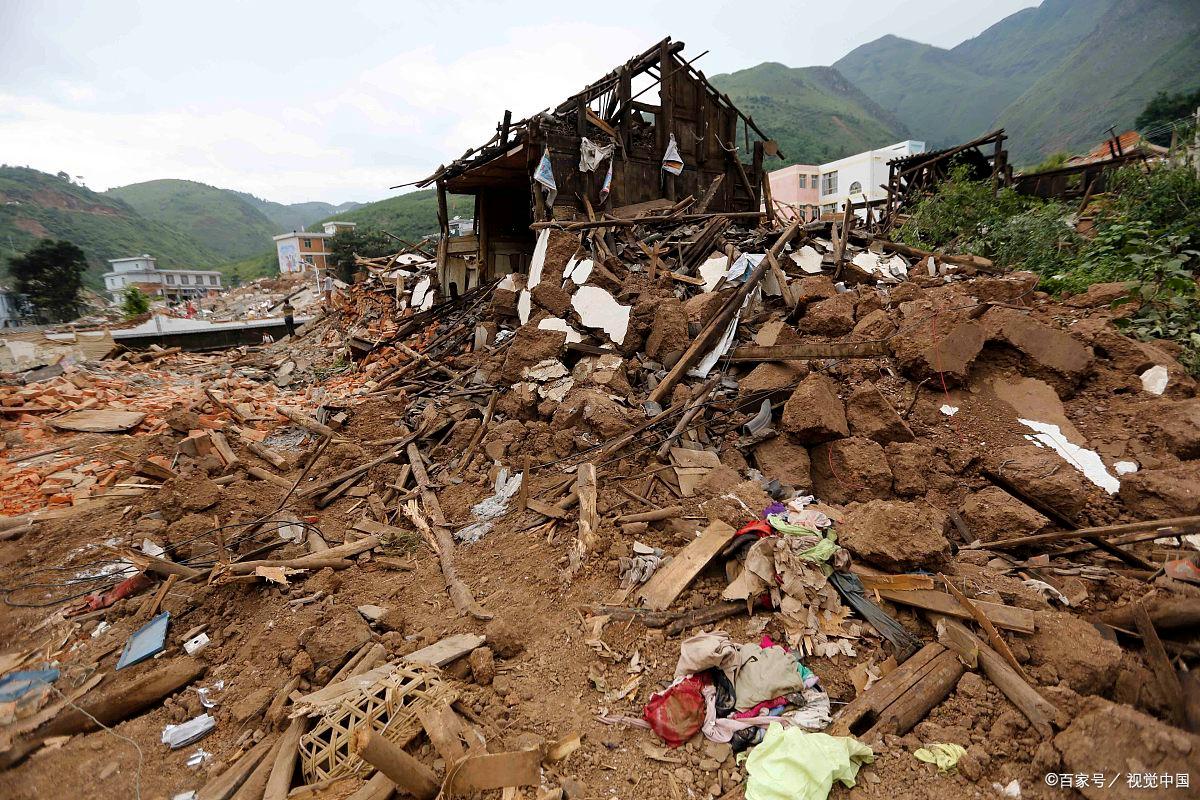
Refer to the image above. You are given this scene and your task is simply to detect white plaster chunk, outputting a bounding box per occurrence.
[571,286,631,345]
[1017,418,1121,494]
[795,245,824,274]
[699,256,728,292]
[537,316,583,343]
[1140,365,1168,395]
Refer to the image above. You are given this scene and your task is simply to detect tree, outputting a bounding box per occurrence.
[120,285,151,319]
[7,239,88,323]
[327,228,394,283]
[1135,89,1200,146]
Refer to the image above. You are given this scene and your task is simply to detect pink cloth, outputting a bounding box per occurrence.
[733,696,788,719]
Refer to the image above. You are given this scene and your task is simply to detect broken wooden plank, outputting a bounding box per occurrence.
[874,588,1035,633]
[51,409,145,433]
[350,728,438,800]
[1132,601,1187,727]
[830,642,964,739]
[577,463,598,554]
[404,633,486,668]
[209,431,239,468]
[637,520,737,611]
[935,616,1059,737]
[968,514,1200,551]
[727,341,889,361]
[940,573,1032,683]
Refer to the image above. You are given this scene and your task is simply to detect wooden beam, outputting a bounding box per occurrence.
[728,340,889,361]
[637,520,736,611]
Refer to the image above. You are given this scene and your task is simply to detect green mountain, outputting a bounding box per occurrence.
[314,189,474,241]
[106,179,281,261]
[709,63,909,166]
[0,166,222,288]
[995,0,1200,161]
[233,192,361,233]
[834,0,1199,161]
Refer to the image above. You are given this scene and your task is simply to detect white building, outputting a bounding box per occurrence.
[103,255,224,303]
[273,221,357,274]
[818,140,926,216]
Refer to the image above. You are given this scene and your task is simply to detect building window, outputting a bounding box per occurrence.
[848,181,863,194]
[797,174,807,189]
[821,172,838,195]
[166,275,175,284]
[303,239,312,248]
[209,275,218,286]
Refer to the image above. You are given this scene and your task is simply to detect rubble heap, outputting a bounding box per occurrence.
[1,205,1199,800]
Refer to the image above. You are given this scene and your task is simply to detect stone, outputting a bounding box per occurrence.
[810,437,893,504]
[486,617,527,659]
[1118,461,1200,517]
[1153,399,1200,459]
[791,276,837,305]
[1055,697,1200,800]
[990,445,1091,518]
[468,646,496,685]
[850,308,897,340]
[839,500,951,570]
[983,307,1094,379]
[165,407,201,433]
[377,608,406,634]
[684,289,729,326]
[885,442,933,497]
[495,381,538,421]
[797,294,856,337]
[890,319,986,383]
[781,373,848,444]
[231,686,273,722]
[845,383,914,444]
[305,607,371,670]
[752,436,811,489]
[645,297,690,363]
[737,362,807,401]
[499,326,567,383]
[1026,610,1122,695]
[1063,281,1136,308]
[552,388,635,439]
[960,486,1049,542]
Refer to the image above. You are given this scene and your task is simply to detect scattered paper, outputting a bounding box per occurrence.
[162,714,215,749]
[183,633,210,656]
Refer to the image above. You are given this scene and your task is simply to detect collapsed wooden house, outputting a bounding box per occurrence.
[415,37,779,294]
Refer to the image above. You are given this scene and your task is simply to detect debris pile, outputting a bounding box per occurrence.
[3,187,1200,800]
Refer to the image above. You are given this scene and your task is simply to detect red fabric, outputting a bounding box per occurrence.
[732,696,788,719]
[736,520,773,538]
[643,675,708,748]
[66,573,152,617]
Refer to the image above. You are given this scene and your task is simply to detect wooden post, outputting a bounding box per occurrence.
[659,39,676,201]
[351,728,439,800]
[751,140,765,211]
[476,189,489,285]
[577,463,598,553]
[617,66,632,152]
[499,109,511,147]
[760,164,776,225]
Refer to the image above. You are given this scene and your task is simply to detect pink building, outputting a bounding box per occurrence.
[766,163,822,222]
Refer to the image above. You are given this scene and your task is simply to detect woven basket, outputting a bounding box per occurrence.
[299,662,456,782]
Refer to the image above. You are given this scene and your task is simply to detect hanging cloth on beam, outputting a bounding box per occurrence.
[662,133,684,175]
[579,137,614,172]
[534,147,557,206]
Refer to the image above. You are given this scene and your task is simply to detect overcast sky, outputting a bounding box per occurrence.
[1,0,1038,204]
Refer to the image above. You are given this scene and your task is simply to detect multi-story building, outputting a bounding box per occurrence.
[817,140,926,216]
[273,221,357,274]
[765,164,822,222]
[102,255,224,303]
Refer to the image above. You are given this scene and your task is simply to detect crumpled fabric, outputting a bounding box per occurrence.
[915,742,966,772]
[674,631,739,681]
[700,685,831,744]
[643,675,707,747]
[743,723,874,800]
[662,133,683,175]
[579,137,614,172]
[733,644,812,710]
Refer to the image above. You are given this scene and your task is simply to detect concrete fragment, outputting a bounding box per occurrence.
[781,373,848,443]
[809,436,893,504]
[644,297,690,363]
[885,441,933,497]
[499,326,567,383]
[738,362,807,401]
[960,486,1049,542]
[1118,461,1200,517]
[1056,697,1200,800]
[990,445,1091,518]
[1027,610,1122,695]
[796,294,856,336]
[890,320,986,383]
[1153,399,1200,459]
[752,436,811,489]
[845,383,914,444]
[838,500,951,570]
[983,307,1094,379]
